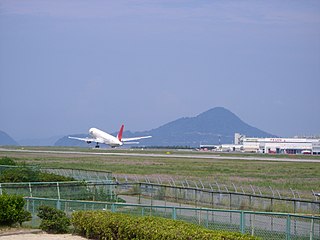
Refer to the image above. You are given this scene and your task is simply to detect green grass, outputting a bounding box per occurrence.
[0,147,319,198]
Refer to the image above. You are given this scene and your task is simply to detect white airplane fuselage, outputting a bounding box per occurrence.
[68,124,151,148]
[89,128,123,147]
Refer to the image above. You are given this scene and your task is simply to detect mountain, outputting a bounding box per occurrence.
[55,134,91,147]
[55,107,276,147]
[137,107,275,146]
[0,130,19,146]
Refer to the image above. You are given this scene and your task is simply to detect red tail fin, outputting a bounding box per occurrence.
[117,124,124,141]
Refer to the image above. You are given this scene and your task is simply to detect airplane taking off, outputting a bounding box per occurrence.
[68,125,152,148]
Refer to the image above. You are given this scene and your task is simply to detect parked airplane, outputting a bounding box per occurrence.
[68,125,151,148]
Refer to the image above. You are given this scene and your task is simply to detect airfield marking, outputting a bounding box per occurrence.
[0,148,319,163]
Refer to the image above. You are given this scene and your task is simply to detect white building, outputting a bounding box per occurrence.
[199,144,243,152]
[200,134,320,155]
[241,136,320,155]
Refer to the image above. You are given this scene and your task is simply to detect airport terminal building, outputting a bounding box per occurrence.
[240,135,320,155]
[200,134,320,155]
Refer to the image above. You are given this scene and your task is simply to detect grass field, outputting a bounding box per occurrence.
[0,147,319,199]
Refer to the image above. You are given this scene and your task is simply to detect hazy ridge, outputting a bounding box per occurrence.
[0,107,276,147]
[55,107,276,147]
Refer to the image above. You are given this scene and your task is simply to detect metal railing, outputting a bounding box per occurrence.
[41,167,319,201]
[114,174,320,201]
[42,168,112,181]
[1,180,319,214]
[1,165,320,238]
[0,180,116,202]
[1,165,318,201]
[133,182,320,215]
[24,197,320,240]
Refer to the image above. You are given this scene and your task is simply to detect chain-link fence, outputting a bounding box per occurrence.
[24,197,320,240]
[42,168,112,181]
[115,182,320,215]
[1,180,319,214]
[0,181,117,202]
[1,165,320,238]
[41,168,320,214]
[2,165,319,201]
[114,174,320,201]
[40,167,320,201]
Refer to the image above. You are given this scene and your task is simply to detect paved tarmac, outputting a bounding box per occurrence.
[1,148,320,162]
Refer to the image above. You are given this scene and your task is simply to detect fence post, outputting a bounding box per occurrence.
[206,210,209,228]
[26,198,30,212]
[240,211,245,234]
[29,182,32,197]
[32,200,35,226]
[251,213,255,236]
[0,183,2,195]
[310,218,314,240]
[57,182,61,200]
[286,214,291,240]
[56,200,61,210]
[138,183,141,204]
[195,189,197,207]
[165,184,169,204]
[93,183,96,201]
[111,203,115,213]
[172,207,177,220]
[211,192,214,208]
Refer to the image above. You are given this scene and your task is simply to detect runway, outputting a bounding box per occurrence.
[1,148,319,163]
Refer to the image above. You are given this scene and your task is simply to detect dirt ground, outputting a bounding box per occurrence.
[0,232,87,240]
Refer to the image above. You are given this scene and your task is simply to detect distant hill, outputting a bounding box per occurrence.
[55,107,276,147]
[0,130,18,146]
[55,134,89,147]
[137,107,275,146]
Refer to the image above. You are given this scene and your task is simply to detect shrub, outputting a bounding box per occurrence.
[0,157,75,183]
[0,194,31,226]
[72,210,259,240]
[0,167,75,183]
[0,167,39,182]
[37,205,71,234]
[0,156,17,166]
[38,172,75,182]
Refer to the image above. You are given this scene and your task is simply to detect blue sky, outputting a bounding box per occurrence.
[0,0,319,140]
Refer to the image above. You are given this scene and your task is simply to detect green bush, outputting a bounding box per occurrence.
[0,157,75,183]
[0,167,39,182]
[37,205,71,234]
[0,194,31,226]
[72,210,259,240]
[38,172,75,182]
[0,156,17,166]
[0,167,75,183]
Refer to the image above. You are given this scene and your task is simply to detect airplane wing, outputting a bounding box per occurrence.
[68,136,105,144]
[122,142,140,144]
[121,136,152,142]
